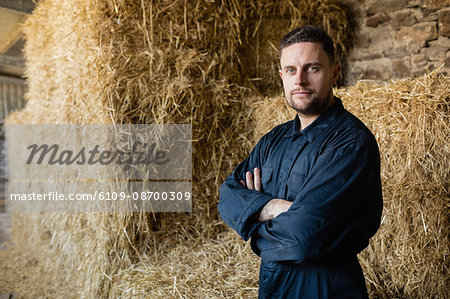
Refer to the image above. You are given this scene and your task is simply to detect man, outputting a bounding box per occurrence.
[218,26,383,298]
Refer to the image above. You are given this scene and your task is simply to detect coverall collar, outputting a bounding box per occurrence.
[286,96,344,142]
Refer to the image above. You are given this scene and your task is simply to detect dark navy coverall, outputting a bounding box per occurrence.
[218,97,383,298]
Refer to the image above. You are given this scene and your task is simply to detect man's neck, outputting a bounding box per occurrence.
[298,96,335,131]
[298,114,317,131]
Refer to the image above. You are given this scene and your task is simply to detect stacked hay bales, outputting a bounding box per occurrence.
[0,0,354,298]
[4,0,447,298]
[338,73,449,298]
[253,71,449,298]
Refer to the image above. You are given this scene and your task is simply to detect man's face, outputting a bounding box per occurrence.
[279,42,340,117]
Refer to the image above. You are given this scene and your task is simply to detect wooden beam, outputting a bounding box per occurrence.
[0,19,25,54]
[0,74,25,85]
[0,54,25,77]
[0,0,36,14]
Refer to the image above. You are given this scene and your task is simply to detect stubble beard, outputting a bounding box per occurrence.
[287,87,333,117]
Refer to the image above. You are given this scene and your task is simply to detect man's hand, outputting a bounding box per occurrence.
[240,168,293,222]
[240,167,262,191]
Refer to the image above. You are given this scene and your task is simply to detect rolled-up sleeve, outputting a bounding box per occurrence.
[252,130,383,263]
[218,135,277,241]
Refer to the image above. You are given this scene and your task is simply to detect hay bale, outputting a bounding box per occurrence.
[337,72,449,298]
[252,70,449,298]
[108,230,260,298]
[0,0,354,297]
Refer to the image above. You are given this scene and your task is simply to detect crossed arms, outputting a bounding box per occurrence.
[240,167,292,222]
[218,128,382,263]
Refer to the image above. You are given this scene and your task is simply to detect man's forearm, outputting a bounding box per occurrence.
[258,198,293,222]
[258,198,279,222]
[239,168,293,223]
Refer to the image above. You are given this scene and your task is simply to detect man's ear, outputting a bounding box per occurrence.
[279,69,283,79]
[332,64,341,84]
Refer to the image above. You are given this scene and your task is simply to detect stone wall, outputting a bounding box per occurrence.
[343,0,449,85]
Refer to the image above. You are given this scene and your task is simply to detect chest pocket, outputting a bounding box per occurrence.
[261,167,273,193]
[286,170,307,201]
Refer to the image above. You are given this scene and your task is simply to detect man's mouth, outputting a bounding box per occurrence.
[292,89,313,96]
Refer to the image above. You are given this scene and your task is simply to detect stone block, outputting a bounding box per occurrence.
[345,57,393,84]
[443,56,450,70]
[392,59,412,77]
[391,9,421,29]
[420,0,450,10]
[366,0,407,16]
[369,26,396,52]
[365,69,384,79]
[438,8,450,37]
[422,11,439,22]
[429,36,450,49]
[350,53,383,61]
[411,53,428,73]
[397,21,438,48]
[407,0,421,6]
[350,68,384,82]
[412,53,428,64]
[366,13,391,27]
[422,44,448,61]
[384,47,409,59]
[415,22,439,41]
[434,55,450,72]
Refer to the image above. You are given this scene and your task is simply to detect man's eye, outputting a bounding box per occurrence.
[286,68,295,73]
[307,66,318,72]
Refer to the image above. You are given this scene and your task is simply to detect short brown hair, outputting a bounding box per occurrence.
[279,25,335,65]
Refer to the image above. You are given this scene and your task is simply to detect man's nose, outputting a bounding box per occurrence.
[294,70,307,85]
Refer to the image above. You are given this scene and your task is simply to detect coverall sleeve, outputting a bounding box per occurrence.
[252,130,382,263]
[218,134,277,241]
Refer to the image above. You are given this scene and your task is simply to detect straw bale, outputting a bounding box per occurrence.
[108,230,260,298]
[1,0,355,298]
[9,0,110,125]
[338,73,449,299]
